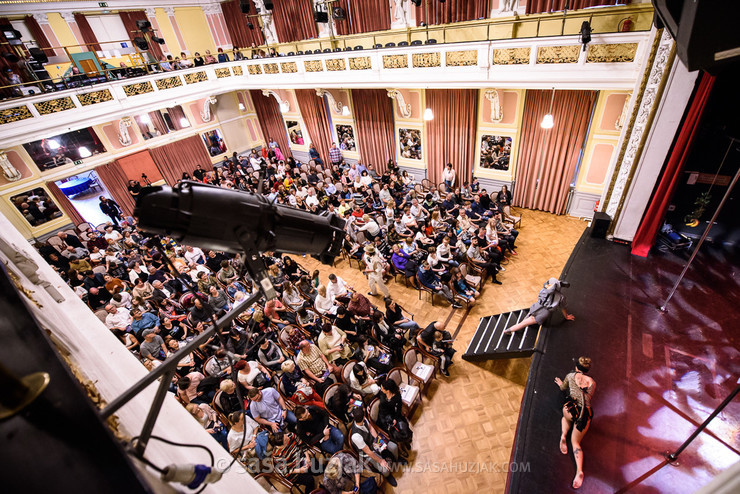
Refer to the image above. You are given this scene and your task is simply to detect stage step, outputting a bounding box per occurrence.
[462,308,542,361]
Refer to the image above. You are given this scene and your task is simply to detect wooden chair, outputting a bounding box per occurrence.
[387,366,422,417]
[202,355,216,376]
[417,281,438,306]
[341,360,358,384]
[76,222,93,235]
[210,391,231,431]
[465,254,487,288]
[421,178,433,191]
[403,347,438,395]
[459,262,482,292]
[277,326,299,357]
[46,236,64,253]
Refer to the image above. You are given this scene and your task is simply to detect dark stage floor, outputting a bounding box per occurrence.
[507,234,740,493]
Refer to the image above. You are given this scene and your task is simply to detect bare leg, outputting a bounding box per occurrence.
[504,315,537,334]
[571,420,590,489]
[560,406,572,454]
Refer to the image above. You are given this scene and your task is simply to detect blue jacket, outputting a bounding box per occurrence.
[130,312,160,337]
[417,267,439,289]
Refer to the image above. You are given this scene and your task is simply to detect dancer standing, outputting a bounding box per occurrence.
[554,356,595,489]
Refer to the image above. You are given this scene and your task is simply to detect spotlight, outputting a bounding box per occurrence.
[333,7,346,20]
[78,146,92,158]
[423,108,434,121]
[139,114,151,125]
[238,103,246,111]
[279,101,289,113]
[133,37,149,51]
[47,139,60,150]
[240,0,250,14]
[136,20,152,32]
[540,114,554,129]
[151,36,165,44]
[580,21,592,50]
[314,11,329,23]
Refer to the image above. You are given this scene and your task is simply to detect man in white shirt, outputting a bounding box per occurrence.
[104,226,123,242]
[305,188,320,208]
[326,273,351,303]
[356,215,380,239]
[409,199,429,222]
[249,150,262,170]
[184,245,205,265]
[104,304,132,331]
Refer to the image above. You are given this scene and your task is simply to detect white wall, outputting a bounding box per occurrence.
[87,14,136,54]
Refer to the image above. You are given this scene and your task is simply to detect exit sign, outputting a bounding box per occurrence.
[74,160,83,166]
[99,2,108,7]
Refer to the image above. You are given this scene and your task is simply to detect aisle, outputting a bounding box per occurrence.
[298,209,587,493]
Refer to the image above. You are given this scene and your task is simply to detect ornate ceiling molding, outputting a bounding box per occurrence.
[484,89,504,123]
[316,89,342,113]
[387,89,411,119]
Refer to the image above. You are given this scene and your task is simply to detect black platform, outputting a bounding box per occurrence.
[506,231,740,493]
[462,309,542,360]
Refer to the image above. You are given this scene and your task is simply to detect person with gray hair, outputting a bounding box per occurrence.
[504,277,574,334]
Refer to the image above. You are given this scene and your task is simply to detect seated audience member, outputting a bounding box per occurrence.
[139,328,167,362]
[248,387,297,432]
[318,322,352,365]
[378,379,413,450]
[104,304,131,332]
[280,360,325,408]
[417,261,461,308]
[296,340,336,395]
[130,308,159,338]
[326,273,352,303]
[217,379,243,415]
[227,410,267,460]
[186,403,228,449]
[416,321,455,377]
[268,431,317,493]
[467,238,502,285]
[257,338,286,371]
[349,407,399,487]
[204,349,232,377]
[234,359,270,390]
[295,404,345,454]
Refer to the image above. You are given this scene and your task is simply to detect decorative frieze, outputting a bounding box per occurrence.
[122,82,154,96]
[304,60,324,72]
[215,68,232,78]
[0,106,33,125]
[232,66,243,76]
[446,50,478,66]
[536,45,580,64]
[34,97,76,114]
[248,64,263,75]
[412,53,441,68]
[325,59,346,71]
[183,71,208,84]
[155,76,182,90]
[586,43,639,63]
[349,57,371,70]
[77,89,113,106]
[492,47,530,65]
[382,55,408,69]
[263,63,279,74]
[281,62,297,73]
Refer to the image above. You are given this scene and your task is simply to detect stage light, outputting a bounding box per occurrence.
[133,37,149,51]
[238,103,246,111]
[580,21,592,50]
[342,105,350,116]
[151,36,165,44]
[240,0,250,14]
[136,20,151,32]
[411,0,421,5]
[78,146,92,158]
[47,139,60,150]
[333,7,346,20]
[247,22,254,30]
[423,108,434,121]
[280,101,290,113]
[180,118,190,128]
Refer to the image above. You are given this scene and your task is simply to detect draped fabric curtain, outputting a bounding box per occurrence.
[334,0,391,36]
[166,106,188,131]
[271,0,318,43]
[526,0,625,14]
[351,89,396,174]
[425,89,478,186]
[221,0,265,48]
[23,15,54,56]
[119,11,164,60]
[95,161,137,217]
[149,135,213,185]
[631,73,715,257]
[513,89,596,214]
[295,89,333,166]
[73,13,101,52]
[249,90,292,158]
[46,182,86,226]
[148,111,169,136]
[416,0,489,25]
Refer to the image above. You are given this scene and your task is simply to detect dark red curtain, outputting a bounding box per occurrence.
[295,89,333,167]
[513,89,596,214]
[526,0,626,14]
[272,0,318,43]
[46,182,86,226]
[23,15,54,57]
[222,0,265,48]
[150,135,213,185]
[95,161,137,217]
[631,73,716,257]
[425,89,478,186]
[119,11,163,60]
[73,13,101,52]
[166,106,188,131]
[416,0,489,25]
[249,90,292,159]
[351,89,395,174]
[334,0,391,36]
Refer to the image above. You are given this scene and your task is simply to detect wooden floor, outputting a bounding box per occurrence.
[299,209,587,494]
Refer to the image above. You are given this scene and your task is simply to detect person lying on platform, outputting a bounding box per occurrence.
[504,277,574,334]
[554,356,595,489]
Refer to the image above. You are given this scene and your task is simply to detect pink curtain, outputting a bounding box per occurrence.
[416,0,489,25]
[526,0,626,14]
[351,89,395,173]
[249,90,292,158]
[95,161,137,217]
[150,135,213,185]
[295,89,334,166]
[46,181,86,226]
[73,13,101,52]
[631,73,715,257]
[334,0,391,35]
[221,0,265,48]
[425,89,478,186]
[271,0,318,43]
[513,89,596,214]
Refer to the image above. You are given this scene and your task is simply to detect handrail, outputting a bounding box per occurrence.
[0,3,651,101]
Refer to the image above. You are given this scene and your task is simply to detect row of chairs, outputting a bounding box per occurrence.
[283,39,437,57]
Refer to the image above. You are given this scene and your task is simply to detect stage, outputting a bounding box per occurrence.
[507,232,740,493]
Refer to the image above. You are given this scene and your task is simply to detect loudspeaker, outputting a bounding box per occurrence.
[133,37,149,51]
[264,0,273,10]
[136,20,151,32]
[28,47,48,64]
[314,11,329,23]
[332,7,345,20]
[240,1,250,14]
[653,0,740,72]
[590,212,611,239]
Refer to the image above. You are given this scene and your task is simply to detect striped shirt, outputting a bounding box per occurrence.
[273,433,305,478]
[329,147,342,164]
